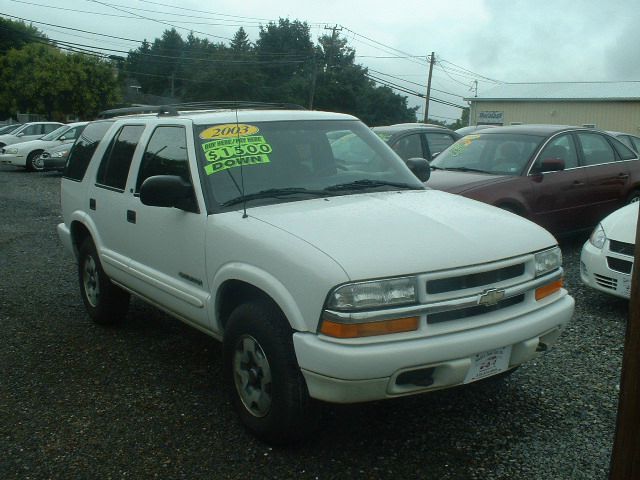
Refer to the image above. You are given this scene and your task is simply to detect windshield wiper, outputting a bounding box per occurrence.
[221,187,330,207]
[324,179,421,192]
[442,167,487,173]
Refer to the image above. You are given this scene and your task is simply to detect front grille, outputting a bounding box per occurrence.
[427,263,525,294]
[427,294,524,324]
[595,274,617,290]
[609,240,635,257]
[607,257,633,274]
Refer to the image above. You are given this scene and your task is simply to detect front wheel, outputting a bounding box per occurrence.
[223,300,319,444]
[78,239,130,325]
[25,150,44,172]
[627,189,640,204]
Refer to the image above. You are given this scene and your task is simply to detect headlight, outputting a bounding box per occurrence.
[589,224,606,249]
[327,277,417,311]
[51,150,68,158]
[5,147,18,154]
[534,247,562,277]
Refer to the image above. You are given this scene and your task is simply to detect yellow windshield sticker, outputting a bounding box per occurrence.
[199,124,259,139]
[450,135,480,156]
[202,136,272,175]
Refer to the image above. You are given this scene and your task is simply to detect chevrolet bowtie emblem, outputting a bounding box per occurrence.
[478,288,506,307]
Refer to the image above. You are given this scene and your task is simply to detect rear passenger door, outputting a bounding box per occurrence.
[87,124,145,285]
[575,131,631,222]
[121,125,210,328]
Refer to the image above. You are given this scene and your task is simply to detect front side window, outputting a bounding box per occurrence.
[576,132,616,166]
[59,126,84,142]
[533,134,579,171]
[21,125,41,136]
[195,120,423,209]
[96,125,145,190]
[424,132,456,158]
[432,133,545,175]
[391,134,422,160]
[137,126,190,191]
[63,121,114,181]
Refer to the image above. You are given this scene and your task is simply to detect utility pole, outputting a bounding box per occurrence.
[308,54,317,110]
[609,207,640,479]
[423,52,435,123]
[323,24,342,70]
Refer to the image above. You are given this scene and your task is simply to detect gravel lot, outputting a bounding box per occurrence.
[0,165,629,479]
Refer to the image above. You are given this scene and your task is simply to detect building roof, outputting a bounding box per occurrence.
[466,81,640,102]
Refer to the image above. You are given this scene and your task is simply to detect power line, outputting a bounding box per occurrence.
[368,68,466,98]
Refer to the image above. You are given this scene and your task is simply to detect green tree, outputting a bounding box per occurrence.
[0,43,120,119]
[230,27,250,53]
[0,17,45,53]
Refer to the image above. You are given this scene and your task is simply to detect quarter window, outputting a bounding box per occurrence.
[576,132,616,166]
[64,121,114,181]
[96,125,145,190]
[136,126,191,192]
[610,137,636,160]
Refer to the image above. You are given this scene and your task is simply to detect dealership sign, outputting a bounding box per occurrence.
[478,111,504,124]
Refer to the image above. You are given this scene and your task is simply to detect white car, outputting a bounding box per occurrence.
[0,122,87,171]
[0,121,64,149]
[58,106,574,443]
[581,201,637,299]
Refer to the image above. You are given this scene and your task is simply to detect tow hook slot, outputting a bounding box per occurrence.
[536,342,548,353]
[396,367,435,387]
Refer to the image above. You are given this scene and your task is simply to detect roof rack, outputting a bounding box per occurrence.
[97,101,306,119]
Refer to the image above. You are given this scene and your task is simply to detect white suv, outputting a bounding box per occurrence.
[58,107,574,443]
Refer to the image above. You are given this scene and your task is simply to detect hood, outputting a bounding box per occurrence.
[602,202,638,244]
[427,170,512,194]
[247,190,556,281]
[3,138,55,152]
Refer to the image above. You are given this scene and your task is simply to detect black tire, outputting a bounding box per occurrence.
[25,150,44,172]
[627,189,640,204]
[78,239,130,325]
[223,300,319,444]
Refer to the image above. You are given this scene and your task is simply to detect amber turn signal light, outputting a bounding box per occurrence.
[320,316,419,338]
[535,278,563,301]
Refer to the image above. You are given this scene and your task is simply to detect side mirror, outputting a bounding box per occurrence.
[16,132,24,137]
[406,157,431,182]
[140,175,198,213]
[538,157,565,173]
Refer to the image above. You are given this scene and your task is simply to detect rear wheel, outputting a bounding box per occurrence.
[223,300,319,444]
[78,238,130,325]
[627,189,640,204]
[25,150,44,172]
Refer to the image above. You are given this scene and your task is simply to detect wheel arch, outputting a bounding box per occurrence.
[69,220,93,259]
[214,267,308,335]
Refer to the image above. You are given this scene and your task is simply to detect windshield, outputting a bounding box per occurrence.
[41,125,69,141]
[0,124,22,135]
[432,133,545,175]
[195,119,424,209]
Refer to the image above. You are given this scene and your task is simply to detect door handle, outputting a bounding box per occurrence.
[89,198,96,210]
[126,210,136,224]
[572,180,585,186]
[618,173,629,179]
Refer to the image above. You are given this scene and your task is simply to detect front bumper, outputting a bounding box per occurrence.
[0,153,24,167]
[580,241,632,299]
[293,294,574,403]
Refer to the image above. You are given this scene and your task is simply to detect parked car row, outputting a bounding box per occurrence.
[0,121,87,171]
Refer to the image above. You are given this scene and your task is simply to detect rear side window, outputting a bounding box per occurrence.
[97,125,145,190]
[136,126,190,192]
[43,124,59,134]
[577,132,616,166]
[64,121,114,181]
[391,134,422,160]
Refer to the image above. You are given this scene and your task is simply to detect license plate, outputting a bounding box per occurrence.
[464,346,512,383]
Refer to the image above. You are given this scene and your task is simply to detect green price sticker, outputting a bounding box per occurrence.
[202,136,273,175]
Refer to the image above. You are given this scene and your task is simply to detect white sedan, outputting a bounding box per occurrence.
[581,202,638,299]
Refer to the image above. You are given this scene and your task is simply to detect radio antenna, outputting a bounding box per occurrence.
[235,107,248,219]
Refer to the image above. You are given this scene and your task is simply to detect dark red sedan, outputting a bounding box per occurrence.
[427,125,640,236]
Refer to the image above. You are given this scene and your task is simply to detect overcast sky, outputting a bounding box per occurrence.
[3,0,639,123]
